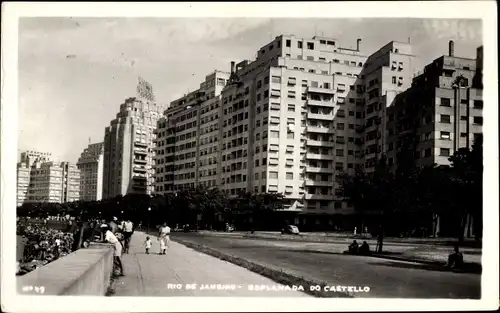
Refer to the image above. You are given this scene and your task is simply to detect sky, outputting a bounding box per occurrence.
[18,17,482,163]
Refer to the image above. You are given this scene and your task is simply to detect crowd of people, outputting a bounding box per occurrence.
[16,223,74,275]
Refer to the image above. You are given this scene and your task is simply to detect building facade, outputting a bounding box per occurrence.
[360,41,417,172]
[386,41,483,168]
[153,71,230,195]
[153,35,481,229]
[77,142,104,201]
[102,78,162,198]
[16,150,52,206]
[19,159,80,205]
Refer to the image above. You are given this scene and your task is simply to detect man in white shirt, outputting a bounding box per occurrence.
[122,218,134,254]
[104,225,124,276]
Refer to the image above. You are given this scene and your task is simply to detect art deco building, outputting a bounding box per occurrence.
[386,41,483,168]
[102,77,162,198]
[77,142,104,201]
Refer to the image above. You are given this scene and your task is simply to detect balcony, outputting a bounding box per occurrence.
[307,112,334,121]
[307,126,334,134]
[306,139,335,147]
[306,153,331,160]
[355,125,365,133]
[305,166,334,173]
[132,174,147,181]
[307,99,335,108]
[133,166,147,173]
[305,180,333,187]
[134,158,147,164]
[134,149,148,155]
[134,141,148,148]
[307,86,335,95]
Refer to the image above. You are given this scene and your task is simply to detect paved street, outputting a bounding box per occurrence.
[171,232,481,299]
[112,231,311,297]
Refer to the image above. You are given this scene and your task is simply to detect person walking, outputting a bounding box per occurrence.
[157,222,171,255]
[122,218,134,254]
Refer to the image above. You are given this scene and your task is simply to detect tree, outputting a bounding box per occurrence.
[448,134,483,242]
[341,156,396,252]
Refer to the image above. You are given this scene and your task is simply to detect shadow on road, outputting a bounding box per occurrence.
[367,260,482,274]
[367,260,448,272]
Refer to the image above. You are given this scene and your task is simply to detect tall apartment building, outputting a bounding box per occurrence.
[16,150,52,206]
[386,41,483,168]
[217,35,376,216]
[103,78,162,198]
[77,142,104,201]
[154,71,230,195]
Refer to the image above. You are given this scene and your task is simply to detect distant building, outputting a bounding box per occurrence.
[386,41,483,168]
[16,150,52,206]
[77,142,104,201]
[17,153,81,205]
[102,77,162,198]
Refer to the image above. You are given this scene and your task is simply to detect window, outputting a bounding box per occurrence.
[473,116,483,125]
[424,148,432,157]
[269,171,278,179]
[440,114,451,123]
[298,41,303,48]
[441,98,451,106]
[270,130,279,138]
[440,131,451,140]
[440,148,450,157]
[337,123,345,130]
[460,132,468,138]
[286,39,291,47]
[307,42,314,50]
[474,100,483,109]
[286,172,294,180]
[271,76,281,84]
[307,56,314,61]
[288,104,296,112]
[336,149,344,156]
[392,76,397,84]
[287,132,295,139]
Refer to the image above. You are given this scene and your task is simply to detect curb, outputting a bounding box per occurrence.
[173,238,354,298]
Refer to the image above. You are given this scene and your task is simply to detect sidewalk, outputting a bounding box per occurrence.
[112,231,311,297]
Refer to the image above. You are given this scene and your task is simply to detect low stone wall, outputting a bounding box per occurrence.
[17,242,114,296]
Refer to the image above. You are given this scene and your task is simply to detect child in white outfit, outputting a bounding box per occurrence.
[144,236,152,254]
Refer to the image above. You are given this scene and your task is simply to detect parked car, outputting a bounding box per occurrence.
[281,225,300,235]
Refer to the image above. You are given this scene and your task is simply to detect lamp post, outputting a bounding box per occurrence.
[147,207,151,233]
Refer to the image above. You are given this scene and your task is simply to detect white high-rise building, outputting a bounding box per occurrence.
[103,77,162,198]
[153,34,419,229]
[77,142,104,201]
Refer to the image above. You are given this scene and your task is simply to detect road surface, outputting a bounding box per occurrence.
[171,232,481,299]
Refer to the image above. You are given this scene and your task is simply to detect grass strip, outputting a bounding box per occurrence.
[173,238,353,298]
